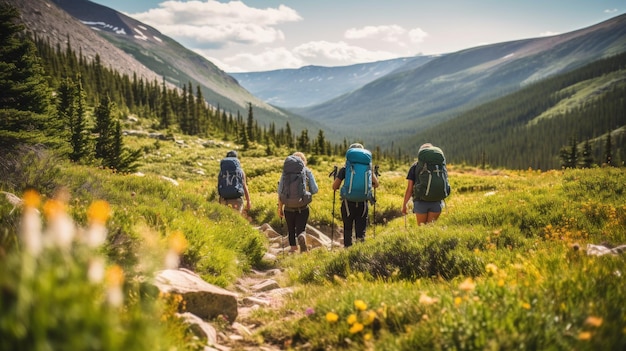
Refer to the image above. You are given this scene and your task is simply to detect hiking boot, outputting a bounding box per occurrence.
[297,234,308,252]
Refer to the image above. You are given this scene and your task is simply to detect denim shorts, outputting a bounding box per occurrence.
[413,200,444,214]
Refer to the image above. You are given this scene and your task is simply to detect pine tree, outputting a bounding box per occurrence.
[569,137,579,169]
[580,139,593,168]
[107,120,141,172]
[604,131,613,166]
[94,95,114,161]
[247,102,255,143]
[314,129,326,155]
[559,137,579,169]
[285,122,294,148]
[57,76,89,162]
[195,85,205,136]
[187,82,197,135]
[297,129,310,152]
[0,4,51,115]
[179,84,190,134]
[159,77,171,129]
[238,123,249,150]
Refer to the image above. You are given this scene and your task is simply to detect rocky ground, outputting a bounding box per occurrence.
[187,222,340,351]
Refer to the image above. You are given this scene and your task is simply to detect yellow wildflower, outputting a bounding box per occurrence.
[168,230,188,253]
[105,264,124,287]
[43,199,65,220]
[354,299,367,311]
[325,312,339,323]
[349,322,364,334]
[578,331,592,341]
[485,263,498,275]
[23,189,41,209]
[364,333,373,341]
[584,316,603,327]
[454,296,463,306]
[364,310,377,325]
[347,313,357,325]
[522,302,531,310]
[88,200,111,224]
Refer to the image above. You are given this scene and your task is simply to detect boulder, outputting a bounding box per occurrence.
[154,269,239,323]
[177,312,217,345]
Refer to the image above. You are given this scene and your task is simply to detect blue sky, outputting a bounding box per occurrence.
[89,0,624,73]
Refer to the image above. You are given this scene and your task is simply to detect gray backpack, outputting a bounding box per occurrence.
[279,155,312,208]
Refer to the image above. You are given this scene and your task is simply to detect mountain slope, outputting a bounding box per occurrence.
[10,0,320,133]
[8,0,160,83]
[293,14,626,146]
[229,56,433,108]
[408,51,626,170]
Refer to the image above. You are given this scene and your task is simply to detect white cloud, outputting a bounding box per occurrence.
[408,27,428,43]
[345,24,406,42]
[130,1,301,46]
[155,23,285,45]
[344,24,429,48]
[293,41,399,65]
[538,31,560,37]
[198,47,305,72]
[202,41,402,72]
[604,8,618,13]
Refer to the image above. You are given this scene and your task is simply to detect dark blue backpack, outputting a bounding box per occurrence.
[340,148,373,202]
[218,157,244,199]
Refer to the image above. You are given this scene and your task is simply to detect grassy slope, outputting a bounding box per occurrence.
[2,131,625,350]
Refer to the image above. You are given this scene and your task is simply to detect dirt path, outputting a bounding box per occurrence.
[217,267,293,350]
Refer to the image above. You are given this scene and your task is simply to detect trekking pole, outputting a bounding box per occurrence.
[328,165,338,251]
[373,165,380,238]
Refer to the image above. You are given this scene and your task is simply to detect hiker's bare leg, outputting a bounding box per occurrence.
[426,212,441,223]
[415,213,428,225]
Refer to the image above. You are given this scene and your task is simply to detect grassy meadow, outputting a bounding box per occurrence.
[1,133,625,350]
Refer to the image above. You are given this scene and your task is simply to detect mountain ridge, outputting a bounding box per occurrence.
[292,13,626,146]
[229,56,434,108]
[9,0,323,134]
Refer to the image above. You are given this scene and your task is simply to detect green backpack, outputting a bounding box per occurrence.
[413,146,451,202]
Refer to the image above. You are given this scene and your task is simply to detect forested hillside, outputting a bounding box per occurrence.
[293,14,626,150]
[3,3,626,350]
[404,52,626,170]
[0,2,372,177]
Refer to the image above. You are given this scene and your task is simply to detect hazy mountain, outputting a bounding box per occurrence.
[291,14,626,146]
[9,0,626,153]
[408,52,626,169]
[229,56,434,108]
[8,0,322,133]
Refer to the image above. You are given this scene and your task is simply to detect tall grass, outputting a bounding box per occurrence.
[247,163,626,350]
[1,134,625,350]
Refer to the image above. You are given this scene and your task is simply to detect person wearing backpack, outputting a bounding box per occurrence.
[278,152,318,253]
[217,150,251,213]
[332,143,379,247]
[401,143,451,225]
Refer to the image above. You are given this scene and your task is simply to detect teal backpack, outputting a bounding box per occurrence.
[413,146,451,202]
[340,148,373,202]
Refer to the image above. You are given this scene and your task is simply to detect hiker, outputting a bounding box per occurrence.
[332,143,379,247]
[402,143,451,225]
[278,152,319,253]
[217,150,251,213]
